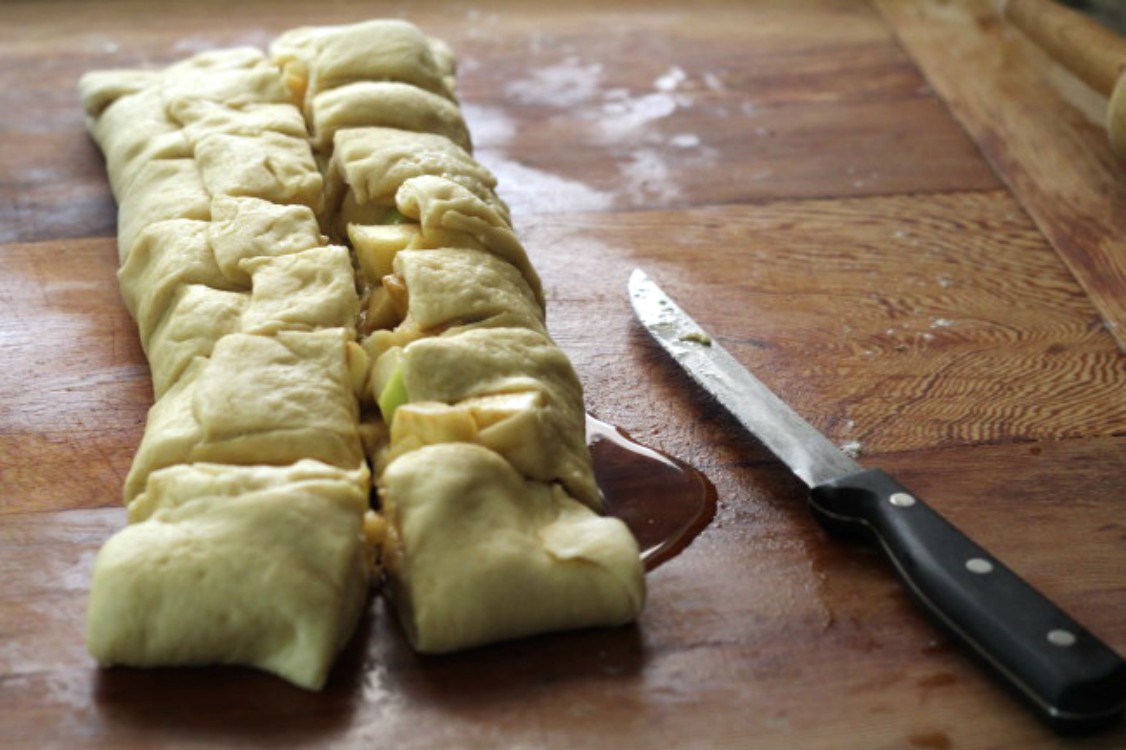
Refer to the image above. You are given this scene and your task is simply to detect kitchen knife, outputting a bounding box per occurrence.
[628,268,1126,733]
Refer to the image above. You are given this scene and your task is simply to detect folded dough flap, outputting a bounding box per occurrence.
[170,99,310,143]
[83,47,294,202]
[194,131,323,211]
[79,68,162,120]
[89,460,372,691]
[117,219,238,345]
[310,81,471,154]
[380,443,644,654]
[241,244,359,335]
[395,175,541,307]
[391,327,600,510]
[326,127,500,229]
[159,47,292,108]
[269,19,457,116]
[164,46,272,75]
[115,160,211,265]
[124,357,207,502]
[192,329,365,466]
[124,329,365,502]
[85,86,191,199]
[209,195,327,285]
[359,246,547,359]
[145,284,248,399]
[383,392,564,478]
[349,223,509,292]
[392,247,545,333]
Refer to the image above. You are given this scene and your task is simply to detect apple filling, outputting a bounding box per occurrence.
[80,17,644,688]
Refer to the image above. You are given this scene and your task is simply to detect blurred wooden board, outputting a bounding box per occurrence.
[0,0,999,242]
[1,0,1124,748]
[875,0,1126,350]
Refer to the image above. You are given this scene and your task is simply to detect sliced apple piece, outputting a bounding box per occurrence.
[348,222,421,282]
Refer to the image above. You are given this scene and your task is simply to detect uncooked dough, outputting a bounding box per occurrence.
[89,460,371,691]
[379,443,643,653]
[80,17,645,691]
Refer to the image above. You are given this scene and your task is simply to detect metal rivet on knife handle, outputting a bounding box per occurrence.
[889,492,916,507]
[966,558,994,575]
[629,268,1126,733]
[1048,629,1078,648]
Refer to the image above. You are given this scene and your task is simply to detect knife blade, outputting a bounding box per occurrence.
[629,268,1126,733]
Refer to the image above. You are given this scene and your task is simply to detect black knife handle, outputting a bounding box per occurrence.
[809,468,1126,733]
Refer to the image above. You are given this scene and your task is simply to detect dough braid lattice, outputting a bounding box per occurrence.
[81,19,644,690]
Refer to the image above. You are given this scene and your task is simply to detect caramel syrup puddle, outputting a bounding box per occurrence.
[587,415,716,571]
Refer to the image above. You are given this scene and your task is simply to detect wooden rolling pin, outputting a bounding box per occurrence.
[1005,0,1126,159]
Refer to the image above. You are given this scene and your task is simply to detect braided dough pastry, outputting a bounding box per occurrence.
[80,19,644,689]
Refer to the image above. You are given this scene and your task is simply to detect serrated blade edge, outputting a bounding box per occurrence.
[629,268,860,487]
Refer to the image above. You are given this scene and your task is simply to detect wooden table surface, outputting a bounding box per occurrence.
[2,1,1124,748]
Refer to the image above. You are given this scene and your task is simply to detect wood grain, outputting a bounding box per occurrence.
[1004,0,1126,97]
[2,436,1124,750]
[6,190,1121,514]
[1,0,1124,747]
[0,238,147,515]
[0,0,999,242]
[532,190,1126,456]
[875,0,1126,350]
